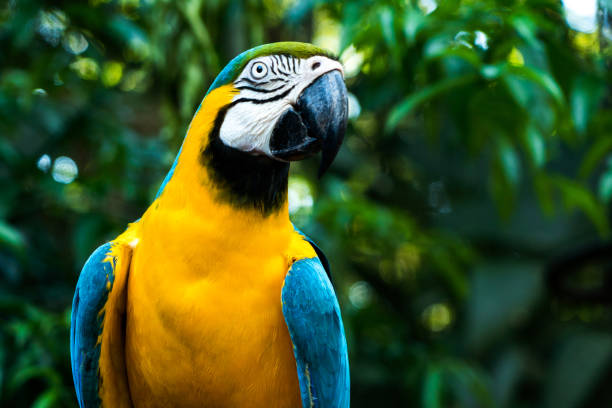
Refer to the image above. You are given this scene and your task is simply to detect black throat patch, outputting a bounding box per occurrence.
[200,105,290,216]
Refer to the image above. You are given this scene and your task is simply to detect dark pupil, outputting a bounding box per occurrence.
[256,65,263,73]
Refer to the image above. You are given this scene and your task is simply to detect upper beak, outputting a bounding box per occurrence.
[269,70,348,177]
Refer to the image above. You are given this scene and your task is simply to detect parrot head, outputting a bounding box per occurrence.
[160,42,348,215]
[204,42,348,177]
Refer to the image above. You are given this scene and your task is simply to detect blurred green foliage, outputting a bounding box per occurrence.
[2,0,612,406]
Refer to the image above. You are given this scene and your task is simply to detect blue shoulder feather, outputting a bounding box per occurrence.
[70,243,115,408]
[292,224,331,283]
[282,257,350,408]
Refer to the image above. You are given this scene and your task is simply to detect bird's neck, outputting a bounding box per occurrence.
[154,84,290,221]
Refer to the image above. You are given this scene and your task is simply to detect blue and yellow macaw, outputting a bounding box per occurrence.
[70,42,350,407]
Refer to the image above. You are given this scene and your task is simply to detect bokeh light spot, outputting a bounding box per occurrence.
[70,57,99,80]
[395,243,421,279]
[52,156,78,184]
[422,302,454,332]
[573,32,599,53]
[340,45,364,78]
[37,9,67,46]
[474,30,488,50]
[120,69,149,92]
[562,0,598,33]
[37,154,51,172]
[348,92,361,120]
[313,9,341,54]
[62,31,89,55]
[507,47,525,66]
[349,281,373,309]
[32,88,47,96]
[65,183,90,212]
[454,31,473,49]
[126,36,150,62]
[288,177,314,215]
[102,61,124,87]
[418,0,437,15]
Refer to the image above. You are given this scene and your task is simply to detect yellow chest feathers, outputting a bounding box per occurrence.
[120,203,315,407]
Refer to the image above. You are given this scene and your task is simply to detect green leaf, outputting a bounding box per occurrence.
[497,138,521,187]
[480,63,504,80]
[524,124,546,167]
[423,365,442,408]
[490,136,522,219]
[430,247,469,299]
[598,171,612,203]
[505,65,564,106]
[378,6,395,47]
[386,73,477,132]
[402,6,425,43]
[32,389,59,408]
[502,74,531,108]
[425,44,482,69]
[553,177,610,236]
[0,219,25,254]
[445,359,495,408]
[578,137,612,179]
[7,366,59,391]
[571,75,604,135]
[510,14,540,49]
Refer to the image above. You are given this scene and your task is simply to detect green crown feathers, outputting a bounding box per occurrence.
[206,42,336,95]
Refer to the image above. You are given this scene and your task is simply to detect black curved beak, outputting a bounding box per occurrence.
[269,70,348,177]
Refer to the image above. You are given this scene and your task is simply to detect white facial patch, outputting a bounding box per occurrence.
[218,54,344,156]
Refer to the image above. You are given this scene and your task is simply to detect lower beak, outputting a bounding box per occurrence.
[269,70,348,176]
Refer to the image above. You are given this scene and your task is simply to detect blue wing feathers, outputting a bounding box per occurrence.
[70,243,115,408]
[282,257,350,408]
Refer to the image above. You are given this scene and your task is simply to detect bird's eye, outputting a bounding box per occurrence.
[250,62,268,79]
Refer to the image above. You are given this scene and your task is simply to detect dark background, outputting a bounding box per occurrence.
[2,0,612,406]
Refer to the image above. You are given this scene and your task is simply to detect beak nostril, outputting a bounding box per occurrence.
[311,62,321,71]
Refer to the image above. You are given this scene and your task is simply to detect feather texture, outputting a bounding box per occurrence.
[70,243,113,408]
[282,257,350,408]
[71,235,134,408]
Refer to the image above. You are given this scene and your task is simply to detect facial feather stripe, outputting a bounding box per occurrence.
[234,55,302,99]
[228,84,297,107]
